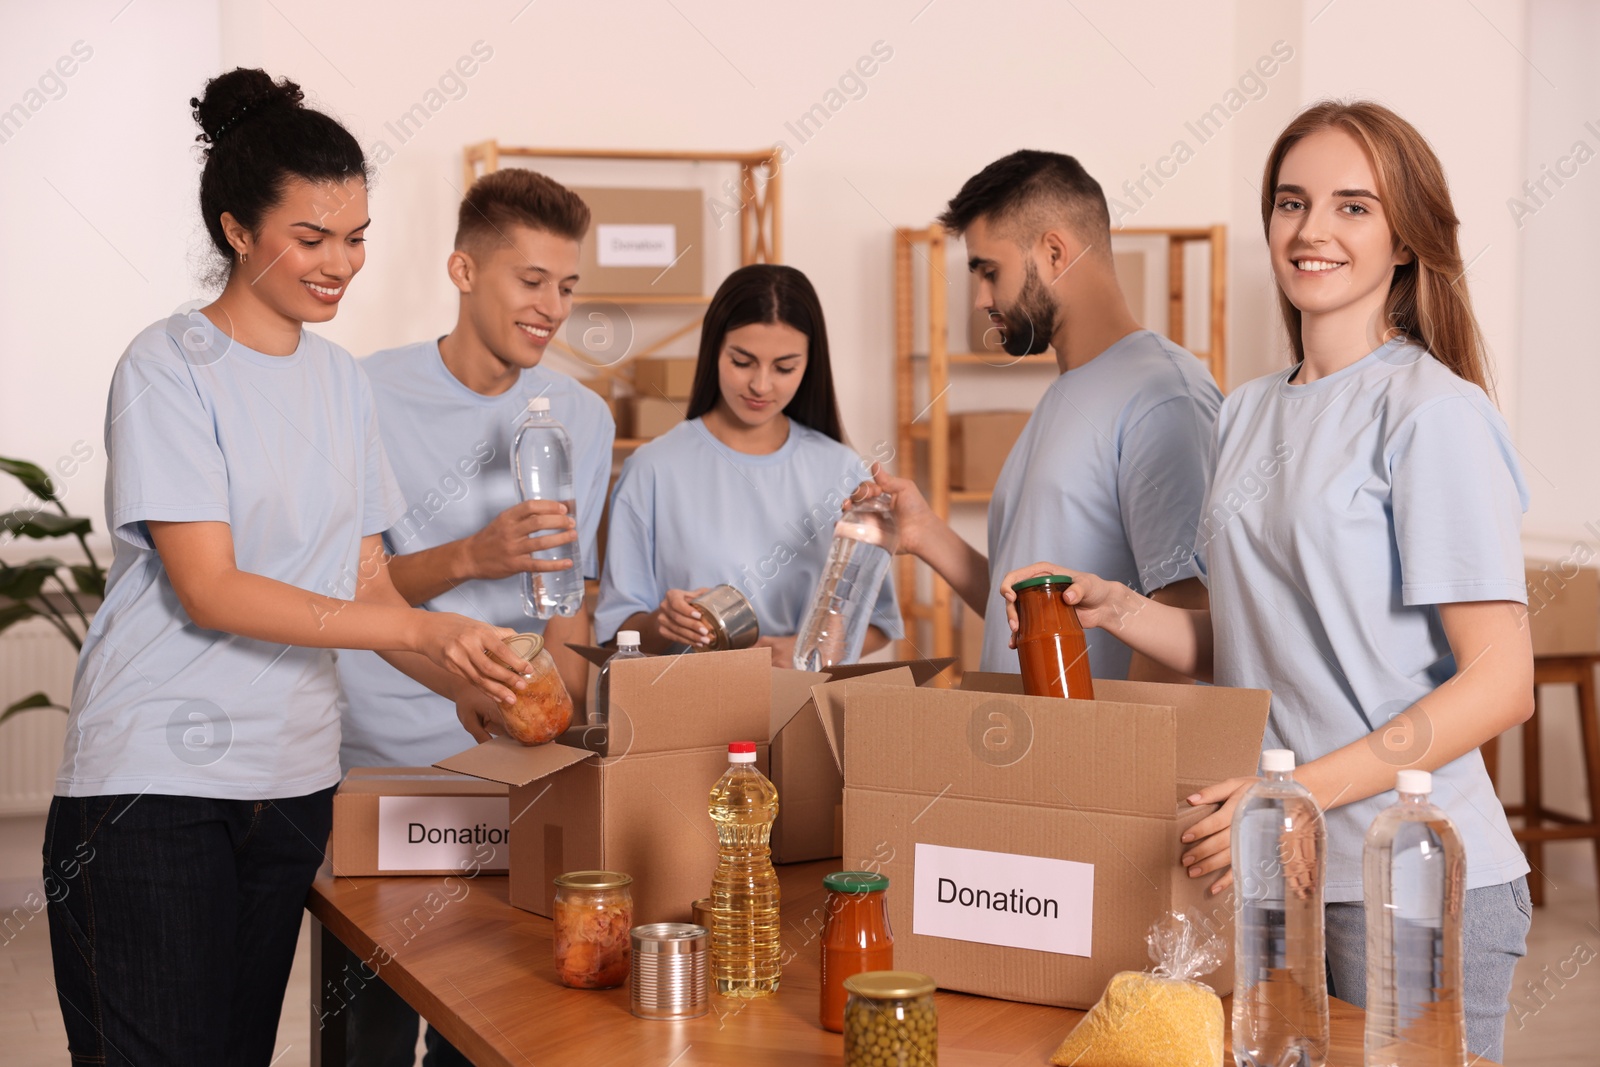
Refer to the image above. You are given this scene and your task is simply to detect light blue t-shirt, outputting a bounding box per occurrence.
[595,418,903,647]
[1202,339,1531,901]
[983,330,1222,676]
[336,339,615,770]
[56,314,406,800]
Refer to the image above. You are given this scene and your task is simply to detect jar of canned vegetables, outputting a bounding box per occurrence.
[552,870,633,989]
[842,970,937,1067]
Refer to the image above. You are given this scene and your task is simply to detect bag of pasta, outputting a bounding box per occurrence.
[1050,911,1226,1067]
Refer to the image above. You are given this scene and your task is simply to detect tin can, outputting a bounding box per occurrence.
[689,584,760,651]
[630,922,709,1020]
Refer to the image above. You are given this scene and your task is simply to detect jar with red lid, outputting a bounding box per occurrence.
[1012,574,1095,700]
[819,871,894,1032]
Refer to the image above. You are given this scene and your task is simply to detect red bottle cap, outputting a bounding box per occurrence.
[728,741,756,754]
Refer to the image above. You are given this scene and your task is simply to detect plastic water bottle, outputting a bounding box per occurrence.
[792,492,897,671]
[709,741,781,997]
[1363,770,1466,1067]
[591,630,644,729]
[1232,748,1330,1067]
[511,397,583,619]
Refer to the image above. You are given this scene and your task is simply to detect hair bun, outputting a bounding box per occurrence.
[190,68,304,145]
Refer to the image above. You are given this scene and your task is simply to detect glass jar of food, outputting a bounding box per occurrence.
[1012,575,1095,700]
[493,633,574,745]
[689,584,760,651]
[843,971,938,1066]
[820,871,894,1032]
[552,870,633,989]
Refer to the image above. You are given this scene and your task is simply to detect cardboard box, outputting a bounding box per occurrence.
[573,187,704,296]
[949,411,1030,492]
[329,767,511,877]
[819,673,1270,1009]
[631,357,699,400]
[769,658,955,864]
[967,250,1146,353]
[623,395,684,439]
[438,647,801,924]
[1526,561,1600,656]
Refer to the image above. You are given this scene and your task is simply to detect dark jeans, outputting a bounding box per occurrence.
[342,945,472,1066]
[44,786,336,1067]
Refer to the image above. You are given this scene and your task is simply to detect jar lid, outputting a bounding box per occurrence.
[553,870,632,890]
[823,871,889,893]
[502,633,545,663]
[843,971,936,999]
[1011,574,1073,593]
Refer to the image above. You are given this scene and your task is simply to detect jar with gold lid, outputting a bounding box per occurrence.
[552,870,633,989]
[843,970,938,1066]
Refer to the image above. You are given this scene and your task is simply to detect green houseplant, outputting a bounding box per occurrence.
[0,456,106,723]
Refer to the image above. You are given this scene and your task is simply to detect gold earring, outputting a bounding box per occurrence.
[239,251,248,264]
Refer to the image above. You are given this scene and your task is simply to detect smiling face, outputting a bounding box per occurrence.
[453,224,581,370]
[715,321,809,429]
[223,176,369,323]
[964,216,1057,357]
[1268,127,1412,331]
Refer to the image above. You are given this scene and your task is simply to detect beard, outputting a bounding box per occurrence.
[994,259,1058,357]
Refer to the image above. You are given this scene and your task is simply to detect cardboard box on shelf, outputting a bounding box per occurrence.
[631,357,699,400]
[1526,561,1600,656]
[329,767,511,877]
[623,395,684,440]
[949,411,1031,493]
[818,672,1270,1009]
[573,187,704,296]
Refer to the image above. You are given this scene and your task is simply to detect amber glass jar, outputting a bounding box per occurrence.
[1012,575,1095,700]
[819,871,894,1032]
[843,971,937,1066]
[492,633,574,745]
[552,871,633,989]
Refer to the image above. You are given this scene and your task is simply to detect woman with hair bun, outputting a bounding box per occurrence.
[45,69,527,1065]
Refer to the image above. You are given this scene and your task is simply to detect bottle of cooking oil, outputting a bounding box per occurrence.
[709,741,781,997]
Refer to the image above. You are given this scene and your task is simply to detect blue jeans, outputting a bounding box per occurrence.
[44,787,336,1067]
[1325,876,1531,1065]
[342,946,472,1067]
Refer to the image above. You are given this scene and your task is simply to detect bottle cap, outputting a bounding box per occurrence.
[1395,769,1432,795]
[526,396,551,412]
[823,871,889,893]
[1261,749,1295,773]
[728,741,757,763]
[1012,574,1074,593]
[617,630,641,647]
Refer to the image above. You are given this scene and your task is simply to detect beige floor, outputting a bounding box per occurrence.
[4,852,1595,1066]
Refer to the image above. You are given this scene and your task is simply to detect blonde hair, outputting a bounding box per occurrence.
[1260,100,1493,396]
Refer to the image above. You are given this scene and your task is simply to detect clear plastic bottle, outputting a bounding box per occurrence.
[792,492,898,672]
[1232,748,1330,1067]
[1363,770,1467,1067]
[511,397,583,619]
[592,630,644,728]
[708,741,781,998]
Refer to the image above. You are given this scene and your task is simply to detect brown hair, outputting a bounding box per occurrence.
[1261,100,1492,394]
[455,168,590,251]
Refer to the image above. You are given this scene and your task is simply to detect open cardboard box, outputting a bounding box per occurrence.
[435,647,954,923]
[329,767,510,877]
[818,671,1270,1009]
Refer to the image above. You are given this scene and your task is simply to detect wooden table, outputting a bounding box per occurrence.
[307,861,1466,1066]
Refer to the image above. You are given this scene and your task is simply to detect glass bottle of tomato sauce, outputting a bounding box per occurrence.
[819,871,894,1032]
[1012,574,1095,700]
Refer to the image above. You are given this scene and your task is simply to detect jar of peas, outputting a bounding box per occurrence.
[842,971,937,1067]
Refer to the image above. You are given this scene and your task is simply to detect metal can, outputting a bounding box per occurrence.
[689,584,760,651]
[552,871,632,989]
[843,971,938,1066]
[630,922,710,1020]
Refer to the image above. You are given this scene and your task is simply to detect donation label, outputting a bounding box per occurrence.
[912,842,1094,956]
[596,223,678,267]
[376,795,511,872]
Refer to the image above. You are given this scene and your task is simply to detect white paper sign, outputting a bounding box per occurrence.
[912,842,1094,957]
[377,795,511,872]
[596,223,678,267]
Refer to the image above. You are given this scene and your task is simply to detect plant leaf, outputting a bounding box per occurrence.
[0,457,57,502]
[70,564,106,600]
[0,560,65,601]
[1,510,92,539]
[0,601,37,638]
[0,691,66,725]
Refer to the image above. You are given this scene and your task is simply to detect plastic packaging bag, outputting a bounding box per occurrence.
[1050,912,1226,1067]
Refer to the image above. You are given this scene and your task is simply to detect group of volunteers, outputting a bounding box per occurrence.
[43,63,1534,1067]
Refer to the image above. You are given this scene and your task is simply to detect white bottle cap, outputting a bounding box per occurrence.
[1396,769,1432,795]
[617,630,641,647]
[1261,749,1296,773]
[526,396,551,412]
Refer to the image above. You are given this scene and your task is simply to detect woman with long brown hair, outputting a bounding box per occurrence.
[1000,101,1532,1061]
[595,264,901,660]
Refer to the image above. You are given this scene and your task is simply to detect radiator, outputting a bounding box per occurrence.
[0,617,76,815]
